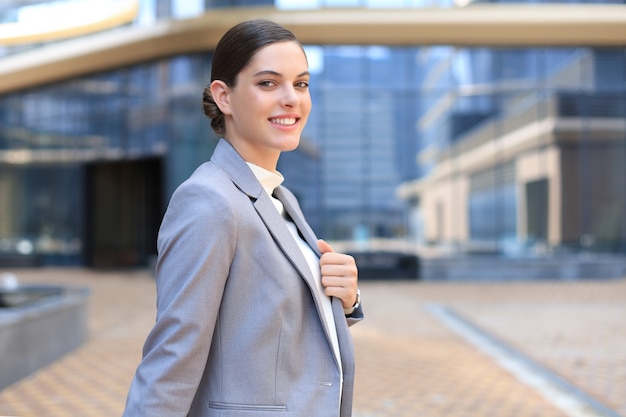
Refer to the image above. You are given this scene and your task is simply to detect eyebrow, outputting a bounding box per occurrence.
[253,70,310,78]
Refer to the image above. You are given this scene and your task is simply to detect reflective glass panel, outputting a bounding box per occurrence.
[1,46,624,265]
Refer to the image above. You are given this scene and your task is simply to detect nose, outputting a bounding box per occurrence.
[281,85,298,107]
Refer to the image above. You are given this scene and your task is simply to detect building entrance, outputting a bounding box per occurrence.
[83,158,163,268]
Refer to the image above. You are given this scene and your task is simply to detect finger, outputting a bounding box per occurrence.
[320,261,357,278]
[323,284,358,308]
[321,275,357,293]
[317,239,334,254]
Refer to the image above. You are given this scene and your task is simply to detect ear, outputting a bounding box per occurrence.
[209,80,232,115]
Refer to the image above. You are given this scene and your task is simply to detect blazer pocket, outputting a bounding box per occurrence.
[208,402,287,412]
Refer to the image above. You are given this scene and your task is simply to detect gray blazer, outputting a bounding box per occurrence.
[122,139,363,417]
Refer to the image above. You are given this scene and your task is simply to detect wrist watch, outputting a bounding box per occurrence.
[343,288,361,315]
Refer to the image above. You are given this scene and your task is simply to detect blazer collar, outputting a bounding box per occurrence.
[210,138,264,200]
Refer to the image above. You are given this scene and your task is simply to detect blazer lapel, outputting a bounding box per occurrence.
[253,191,317,286]
[272,186,347,359]
[209,140,353,408]
[273,186,321,257]
[210,140,332,336]
[276,186,357,389]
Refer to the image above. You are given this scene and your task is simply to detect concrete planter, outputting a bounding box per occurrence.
[0,285,90,390]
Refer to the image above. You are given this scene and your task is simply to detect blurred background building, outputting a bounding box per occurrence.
[0,0,624,271]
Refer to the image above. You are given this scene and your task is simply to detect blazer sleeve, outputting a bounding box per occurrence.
[122,172,237,417]
[346,302,364,326]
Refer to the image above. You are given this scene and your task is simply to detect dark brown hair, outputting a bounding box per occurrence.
[202,19,301,136]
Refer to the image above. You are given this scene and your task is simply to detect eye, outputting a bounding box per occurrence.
[295,80,309,89]
[258,80,277,88]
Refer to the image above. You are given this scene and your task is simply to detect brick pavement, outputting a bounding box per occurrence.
[0,268,624,417]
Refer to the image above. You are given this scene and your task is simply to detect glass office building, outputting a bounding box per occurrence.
[0,0,624,269]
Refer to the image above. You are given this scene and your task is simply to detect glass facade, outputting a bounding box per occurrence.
[1,44,624,266]
[0,0,625,267]
[402,47,626,256]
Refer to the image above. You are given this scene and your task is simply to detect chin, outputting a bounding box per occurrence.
[279,137,301,152]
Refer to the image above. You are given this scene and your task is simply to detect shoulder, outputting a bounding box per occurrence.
[170,162,243,211]
[161,161,246,235]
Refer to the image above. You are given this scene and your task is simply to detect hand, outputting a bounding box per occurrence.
[317,239,359,309]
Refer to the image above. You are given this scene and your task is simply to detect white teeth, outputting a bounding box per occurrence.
[270,118,296,126]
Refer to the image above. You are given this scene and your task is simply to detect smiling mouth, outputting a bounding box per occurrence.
[269,117,297,126]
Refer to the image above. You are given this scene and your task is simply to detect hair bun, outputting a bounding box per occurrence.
[202,86,225,136]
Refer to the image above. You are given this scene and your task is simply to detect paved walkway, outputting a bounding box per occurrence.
[0,268,624,417]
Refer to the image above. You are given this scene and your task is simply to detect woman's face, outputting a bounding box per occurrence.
[218,41,311,171]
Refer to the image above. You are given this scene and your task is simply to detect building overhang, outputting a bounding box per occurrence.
[1,5,626,94]
[0,0,139,46]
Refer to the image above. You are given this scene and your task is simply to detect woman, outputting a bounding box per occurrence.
[122,19,363,417]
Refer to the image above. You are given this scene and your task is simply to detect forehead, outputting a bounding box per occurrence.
[245,41,308,72]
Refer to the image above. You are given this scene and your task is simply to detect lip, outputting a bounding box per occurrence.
[268,114,300,129]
